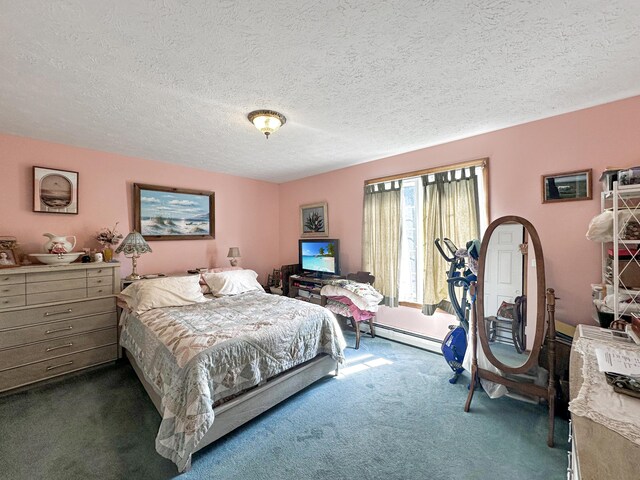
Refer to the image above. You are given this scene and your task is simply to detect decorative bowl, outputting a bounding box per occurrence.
[29,253,82,265]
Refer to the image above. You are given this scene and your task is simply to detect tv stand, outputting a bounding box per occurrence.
[288,274,344,306]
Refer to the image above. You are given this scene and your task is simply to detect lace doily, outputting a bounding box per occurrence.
[569,336,640,445]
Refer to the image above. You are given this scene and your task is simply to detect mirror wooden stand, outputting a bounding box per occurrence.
[463,216,557,447]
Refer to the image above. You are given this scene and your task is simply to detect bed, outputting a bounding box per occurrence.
[118,271,346,472]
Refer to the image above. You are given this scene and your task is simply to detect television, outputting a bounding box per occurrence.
[298,239,340,276]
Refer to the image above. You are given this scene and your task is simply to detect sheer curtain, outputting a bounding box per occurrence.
[362,181,402,307]
[422,168,480,314]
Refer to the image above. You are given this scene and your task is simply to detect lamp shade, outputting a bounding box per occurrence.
[227,247,241,258]
[115,231,152,256]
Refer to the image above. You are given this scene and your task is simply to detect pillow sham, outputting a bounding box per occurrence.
[198,266,243,293]
[202,269,264,296]
[120,275,209,314]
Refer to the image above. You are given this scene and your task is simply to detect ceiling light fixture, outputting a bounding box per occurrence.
[248,110,286,139]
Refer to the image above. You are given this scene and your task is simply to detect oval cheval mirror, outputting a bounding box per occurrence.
[464,215,557,447]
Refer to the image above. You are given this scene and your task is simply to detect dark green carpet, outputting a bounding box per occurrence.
[0,332,568,479]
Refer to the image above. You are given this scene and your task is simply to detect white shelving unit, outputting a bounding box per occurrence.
[601,182,640,322]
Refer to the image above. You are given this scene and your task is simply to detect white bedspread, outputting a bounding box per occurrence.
[120,291,346,471]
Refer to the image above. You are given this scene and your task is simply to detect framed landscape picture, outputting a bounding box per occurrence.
[541,169,592,204]
[134,183,215,240]
[33,166,79,214]
[300,202,328,237]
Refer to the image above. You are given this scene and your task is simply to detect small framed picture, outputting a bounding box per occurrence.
[33,166,79,214]
[541,169,592,204]
[0,249,18,268]
[300,202,329,237]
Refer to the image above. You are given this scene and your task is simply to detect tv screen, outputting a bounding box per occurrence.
[299,239,339,275]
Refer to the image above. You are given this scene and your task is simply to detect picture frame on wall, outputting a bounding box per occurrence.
[0,248,18,268]
[33,166,79,214]
[541,169,592,204]
[300,202,329,237]
[134,183,215,241]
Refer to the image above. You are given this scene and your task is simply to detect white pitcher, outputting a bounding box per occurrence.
[43,233,76,253]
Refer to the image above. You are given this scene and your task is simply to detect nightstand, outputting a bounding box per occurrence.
[121,279,136,290]
[120,273,168,290]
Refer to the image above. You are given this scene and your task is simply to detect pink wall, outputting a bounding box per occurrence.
[3,96,640,327]
[278,96,640,327]
[0,134,280,281]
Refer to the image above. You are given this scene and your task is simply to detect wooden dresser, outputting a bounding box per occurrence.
[569,326,640,479]
[0,262,120,393]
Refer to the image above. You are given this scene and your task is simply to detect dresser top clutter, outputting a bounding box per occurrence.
[569,324,640,480]
[0,262,120,393]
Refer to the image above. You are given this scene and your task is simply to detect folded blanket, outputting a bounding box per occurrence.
[321,281,382,311]
[326,296,375,322]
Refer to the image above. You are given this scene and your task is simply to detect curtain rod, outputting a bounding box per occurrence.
[364,157,488,186]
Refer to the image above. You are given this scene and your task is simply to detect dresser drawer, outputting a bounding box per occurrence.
[0,295,26,309]
[27,288,88,306]
[27,278,86,294]
[27,270,86,283]
[87,286,113,297]
[0,311,117,349]
[87,277,112,289]
[0,273,25,285]
[0,344,117,392]
[87,268,113,278]
[0,297,116,330]
[0,327,117,371]
[0,284,26,297]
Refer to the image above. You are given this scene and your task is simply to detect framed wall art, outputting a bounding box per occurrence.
[134,183,215,240]
[300,202,328,237]
[541,169,592,204]
[33,166,79,214]
[0,248,18,268]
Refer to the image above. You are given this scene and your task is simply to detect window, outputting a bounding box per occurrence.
[398,178,422,303]
[363,158,488,310]
[398,165,488,305]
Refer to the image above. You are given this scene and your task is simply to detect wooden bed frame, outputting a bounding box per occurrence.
[125,349,339,472]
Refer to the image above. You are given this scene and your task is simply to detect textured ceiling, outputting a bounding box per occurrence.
[1,1,640,183]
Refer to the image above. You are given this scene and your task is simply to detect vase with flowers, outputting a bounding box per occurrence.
[96,222,123,262]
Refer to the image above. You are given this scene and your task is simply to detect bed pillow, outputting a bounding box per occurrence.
[202,269,264,296]
[120,275,209,314]
[198,266,243,293]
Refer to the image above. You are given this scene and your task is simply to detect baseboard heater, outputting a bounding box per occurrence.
[372,322,443,354]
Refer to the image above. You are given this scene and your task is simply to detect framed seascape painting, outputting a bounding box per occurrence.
[134,183,215,240]
[33,166,79,214]
[541,169,592,204]
[300,202,329,237]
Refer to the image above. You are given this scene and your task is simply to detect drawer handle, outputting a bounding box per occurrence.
[46,361,73,371]
[44,308,73,317]
[45,326,73,334]
[46,342,73,352]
